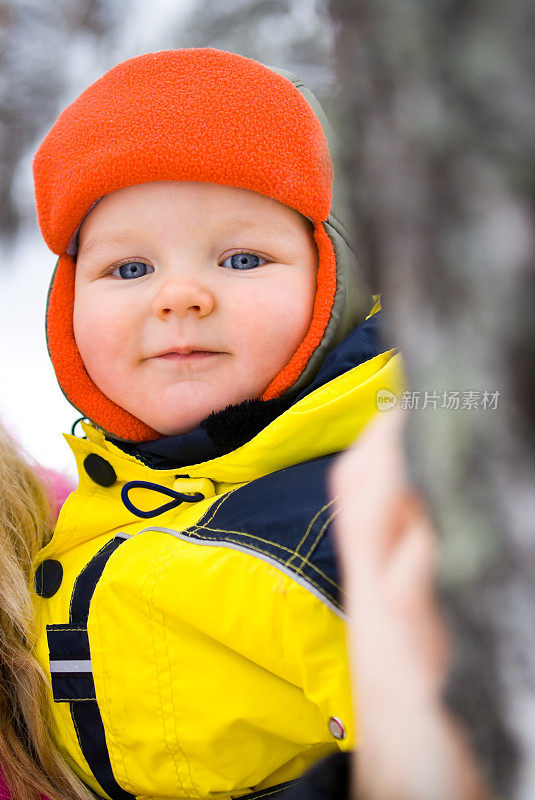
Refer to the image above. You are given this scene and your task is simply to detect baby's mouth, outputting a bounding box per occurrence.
[156,351,221,360]
[149,347,227,363]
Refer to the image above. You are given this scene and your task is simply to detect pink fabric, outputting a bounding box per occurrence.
[0,770,9,800]
[36,467,76,521]
[0,768,49,800]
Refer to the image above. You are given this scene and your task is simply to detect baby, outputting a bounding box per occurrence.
[31,50,403,800]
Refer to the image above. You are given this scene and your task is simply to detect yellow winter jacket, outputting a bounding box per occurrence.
[31,341,403,800]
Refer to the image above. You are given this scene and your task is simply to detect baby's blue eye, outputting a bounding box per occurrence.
[221,253,266,270]
[113,261,154,279]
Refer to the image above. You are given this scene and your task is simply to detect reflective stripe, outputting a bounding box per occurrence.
[50,659,93,673]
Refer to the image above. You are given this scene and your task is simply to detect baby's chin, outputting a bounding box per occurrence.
[150,412,214,438]
[153,419,209,437]
[146,399,241,438]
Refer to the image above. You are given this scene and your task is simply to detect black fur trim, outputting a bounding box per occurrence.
[200,395,296,455]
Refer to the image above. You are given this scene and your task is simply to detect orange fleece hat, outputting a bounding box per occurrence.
[34,49,337,442]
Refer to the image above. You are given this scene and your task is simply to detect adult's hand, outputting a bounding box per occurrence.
[331,409,491,800]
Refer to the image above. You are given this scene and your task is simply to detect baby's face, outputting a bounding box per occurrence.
[73,182,317,436]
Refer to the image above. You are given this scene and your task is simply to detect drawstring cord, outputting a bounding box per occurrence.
[71,416,88,437]
[121,480,204,519]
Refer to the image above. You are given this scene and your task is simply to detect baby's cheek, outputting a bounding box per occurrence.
[268,296,313,358]
[237,309,309,394]
[73,293,127,384]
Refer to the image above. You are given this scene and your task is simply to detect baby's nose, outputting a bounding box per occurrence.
[152,277,215,319]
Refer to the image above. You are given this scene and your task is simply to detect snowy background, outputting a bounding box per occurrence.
[0,0,335,475]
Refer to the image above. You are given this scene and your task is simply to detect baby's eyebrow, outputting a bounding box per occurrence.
[77,231,136,259]
[218,217,303,241]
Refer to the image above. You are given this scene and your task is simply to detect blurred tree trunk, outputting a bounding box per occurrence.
[326,0,535,797]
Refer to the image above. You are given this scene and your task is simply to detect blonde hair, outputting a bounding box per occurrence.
[0,422,92,800]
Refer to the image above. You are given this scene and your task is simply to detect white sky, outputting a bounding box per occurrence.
[0,226,79,475]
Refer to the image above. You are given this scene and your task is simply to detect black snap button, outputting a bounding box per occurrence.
[83,454,117,487]
[34,560,63,599]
